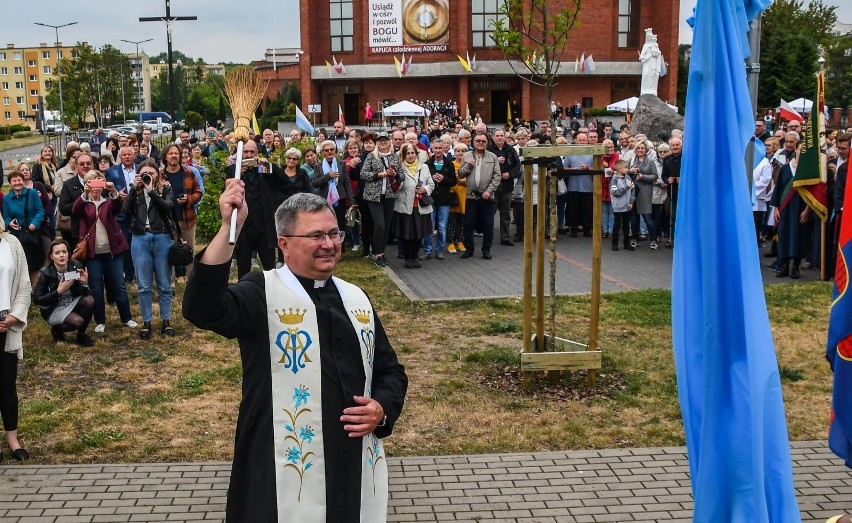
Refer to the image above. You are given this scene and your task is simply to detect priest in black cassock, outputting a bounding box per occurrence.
[183,184,408,523]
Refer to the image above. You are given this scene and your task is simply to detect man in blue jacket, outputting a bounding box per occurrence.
[105,146,137,283]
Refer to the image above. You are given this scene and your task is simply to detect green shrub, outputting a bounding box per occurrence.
[584,107,624,117]
[195,150,228,243]
[12,131,32,138]
[0,134,10,142]
[2,124,30,134]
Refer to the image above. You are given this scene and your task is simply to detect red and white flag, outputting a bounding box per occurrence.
[778,99,803,123]
[401,52,408,75]
[338,104,345,126]
[580,52,586,73]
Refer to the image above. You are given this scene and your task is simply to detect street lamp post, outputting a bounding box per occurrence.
[34,21,77,147]
[119,58,126,123]
[121,38,153,121]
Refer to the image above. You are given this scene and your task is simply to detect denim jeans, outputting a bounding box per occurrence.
[640,213,656,240]
[348,223,361,247]
[86,252,132,325]
[556,193,569,229]
[629,208,649,237]
[132,232,174,322]
[423,206,450,253]
[602,201,614,233]
[117,218,135,283]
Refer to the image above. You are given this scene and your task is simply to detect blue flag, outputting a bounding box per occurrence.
[672,0,801,521]
[295,105,315,136]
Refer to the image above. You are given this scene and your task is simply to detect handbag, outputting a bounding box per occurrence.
[448,190,459,207]
[71,234,90,262]
[72,202,99,262]
[166,217,194,267]
[56,213,72,232]
[511,177,524,202]
[383,156,401,192]
[345,205,361,228]
[556,178,568,196]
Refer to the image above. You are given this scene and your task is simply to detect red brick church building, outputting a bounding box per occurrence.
[257,0,679,125]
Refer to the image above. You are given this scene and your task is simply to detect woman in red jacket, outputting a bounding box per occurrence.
[71,171,138,334]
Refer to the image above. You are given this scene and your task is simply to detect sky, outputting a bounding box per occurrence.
[3,1,850,62]
[679,0,852,44]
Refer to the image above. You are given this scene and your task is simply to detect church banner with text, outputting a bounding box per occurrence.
[369,0,450,53]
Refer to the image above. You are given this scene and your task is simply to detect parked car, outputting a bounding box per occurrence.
[142,120,172,133]
[44,122,70,133]
[113,126,138,136]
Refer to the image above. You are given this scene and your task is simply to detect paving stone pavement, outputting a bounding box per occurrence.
[0,440,847,522]
[379,231,822,302]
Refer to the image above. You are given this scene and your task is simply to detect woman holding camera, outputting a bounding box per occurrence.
[33,239,95,346]
[71,171,136,334]
[122,158,175,340]
[0,212,32,461]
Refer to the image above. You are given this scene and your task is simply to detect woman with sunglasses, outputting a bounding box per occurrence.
[97,154,115,176]
[360,132,404,268]
[122,159,175,339]
[280,148,314,202]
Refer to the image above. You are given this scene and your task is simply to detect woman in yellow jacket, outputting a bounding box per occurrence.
[447,142,469,253]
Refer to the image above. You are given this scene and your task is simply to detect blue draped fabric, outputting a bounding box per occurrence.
[672,0,801,520]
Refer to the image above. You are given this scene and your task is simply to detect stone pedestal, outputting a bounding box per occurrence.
[629,94,684,142]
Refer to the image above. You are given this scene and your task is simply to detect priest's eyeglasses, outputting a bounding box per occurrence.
[284,230,346,244]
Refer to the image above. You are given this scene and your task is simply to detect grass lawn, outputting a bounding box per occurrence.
[0,134,45,153]
[17,253,835,463]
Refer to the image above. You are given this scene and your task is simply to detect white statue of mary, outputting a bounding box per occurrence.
[639,28,662,96]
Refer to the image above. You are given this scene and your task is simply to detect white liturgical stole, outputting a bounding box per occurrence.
[264,265,388,522]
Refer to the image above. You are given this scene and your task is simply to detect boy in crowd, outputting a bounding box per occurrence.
[609,160,635,251]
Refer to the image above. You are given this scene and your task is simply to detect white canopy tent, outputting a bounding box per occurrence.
[381,100,426,117]
[606,96,678,113]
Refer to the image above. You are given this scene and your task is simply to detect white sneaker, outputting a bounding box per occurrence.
[351,245,361,252]
[650,241,658,250]
[94,324,105,333]
[125,320,138,328]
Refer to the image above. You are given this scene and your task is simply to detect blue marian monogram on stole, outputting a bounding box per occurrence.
[352,309,375,367]
[274,309,313,374]
[283,385,314,501]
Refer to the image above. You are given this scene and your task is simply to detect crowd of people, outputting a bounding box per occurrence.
[758,121,850,280]
[1,107,848,465]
